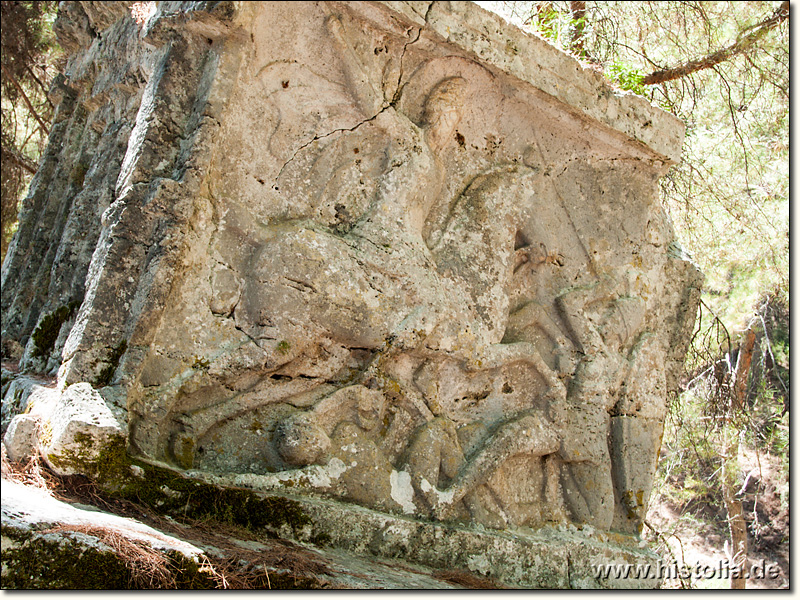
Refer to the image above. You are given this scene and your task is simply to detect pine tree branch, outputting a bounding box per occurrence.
[1,144,38,175]
[24,63,54,110]
[642,1,789,85]
[0,62,50,136]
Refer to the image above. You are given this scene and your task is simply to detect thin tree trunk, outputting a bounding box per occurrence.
[722,328,756,589]
[642,1,789,85]
[569,1,587,58]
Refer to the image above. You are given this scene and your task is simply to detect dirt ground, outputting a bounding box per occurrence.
[645,448,789,589]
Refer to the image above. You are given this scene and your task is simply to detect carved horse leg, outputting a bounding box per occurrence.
[435,411,560,520]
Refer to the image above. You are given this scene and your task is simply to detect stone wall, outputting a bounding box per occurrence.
[1,1,702,586]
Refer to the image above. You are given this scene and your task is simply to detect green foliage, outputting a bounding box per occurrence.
[651,292,790,567]
[1,1,60,259]
[605,62,645,95]
[531,2,563,43]
[655,390,724,512]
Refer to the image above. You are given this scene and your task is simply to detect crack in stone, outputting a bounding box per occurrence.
[423,0,436,24]
[388,0,436,107]
[388,26,422,106]
[274,3,435,189]
[566,552,573,588]
[273,105,392,189]
[232,322,276,359]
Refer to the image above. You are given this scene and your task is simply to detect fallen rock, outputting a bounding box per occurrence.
[41,383,126,476]
[3,415,41,463]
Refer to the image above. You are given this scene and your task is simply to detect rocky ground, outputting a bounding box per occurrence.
[2,450,505,590]
[5,443,787,590]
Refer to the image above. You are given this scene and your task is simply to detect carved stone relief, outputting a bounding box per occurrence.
[1,1,701,542]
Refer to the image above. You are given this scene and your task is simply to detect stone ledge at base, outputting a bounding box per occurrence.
[191,470,662,589]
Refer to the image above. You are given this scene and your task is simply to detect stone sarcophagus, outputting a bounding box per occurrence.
[1,0,701,587]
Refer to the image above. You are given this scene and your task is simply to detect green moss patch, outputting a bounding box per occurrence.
[47,434,327,545]
[30,302,80,359]
[94,339,128,388]
[69,162,90,188]
[1,527,215,589]
[2,529,135,589]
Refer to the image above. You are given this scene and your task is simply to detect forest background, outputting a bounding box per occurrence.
[0,0,790,589]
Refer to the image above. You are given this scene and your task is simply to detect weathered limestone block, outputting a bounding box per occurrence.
[42,382,126,476]
[1,376,59,436]
[3,415,41,463]
[1,0,702,587]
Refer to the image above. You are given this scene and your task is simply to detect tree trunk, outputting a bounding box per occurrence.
[569,1,587,58]
[722,328,756,589]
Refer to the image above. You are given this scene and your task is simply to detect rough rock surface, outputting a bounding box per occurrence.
[0,477,476,589]
[0,0,702,588]
[2,478,204,573]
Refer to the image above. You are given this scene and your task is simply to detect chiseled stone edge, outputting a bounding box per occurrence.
[190,469,660,589]
[263,488,661,589]
[380,0,684,164]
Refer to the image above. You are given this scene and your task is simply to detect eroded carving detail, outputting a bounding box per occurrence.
[99,2,699,535]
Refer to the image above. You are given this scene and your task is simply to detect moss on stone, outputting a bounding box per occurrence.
[2,529,134,589]
[94,339,128,388]
[47,434,328,545]
[69,162,90,188]
[1,527,217,589]
[177,436,195,469]
[164,551,218,589]
[30,302,79,359]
